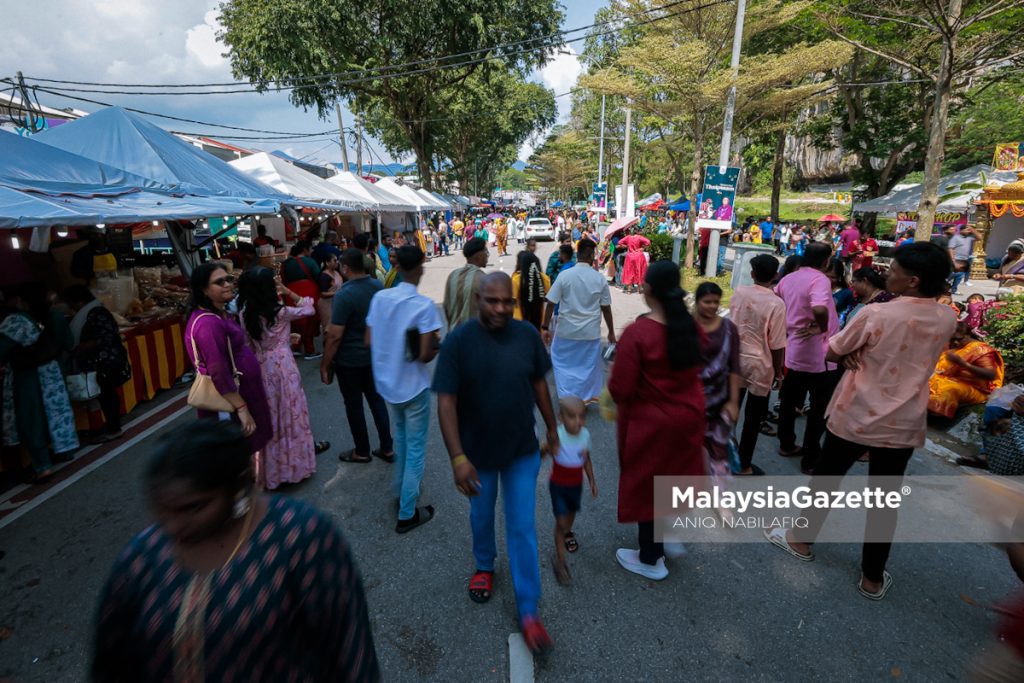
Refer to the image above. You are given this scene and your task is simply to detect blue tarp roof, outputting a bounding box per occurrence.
[35,107,291,202]
[0,130,168,197]
[0,131,278,228]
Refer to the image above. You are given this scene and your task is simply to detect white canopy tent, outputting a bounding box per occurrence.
[229,153,367,210]
[416,188,450,211]
[325,171,416,212]
[854,164,1020,215]
[374,178,433,212]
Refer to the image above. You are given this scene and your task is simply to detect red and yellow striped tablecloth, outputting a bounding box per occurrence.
[73,316,188,431]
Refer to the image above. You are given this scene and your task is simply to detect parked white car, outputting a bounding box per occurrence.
[524,217,557,241]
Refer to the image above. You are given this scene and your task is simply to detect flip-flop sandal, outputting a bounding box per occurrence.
[778,447,802,458]
[564,532,579,553]
[551,554,572,586]
[759,422,778,436]
[373,449,395,464]
[764,528,814,562]
[735,464,766,476]
[339,449,372,464]
[858,571,894,601]
[468,570,493,603]
[765,411,779,423]
[395,505,435,534]
[956,456,989,470]
[315,440,331,454]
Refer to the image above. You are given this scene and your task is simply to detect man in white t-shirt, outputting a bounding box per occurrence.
[541,239,615,402]
[366,245,443,533]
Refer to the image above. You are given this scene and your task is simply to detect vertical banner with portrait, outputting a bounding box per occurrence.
[696,166,741,231]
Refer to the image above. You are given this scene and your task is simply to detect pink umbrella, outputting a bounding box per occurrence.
[602,215,640,241]
[487,212,504,219]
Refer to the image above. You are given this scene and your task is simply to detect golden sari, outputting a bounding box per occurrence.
[927,341,1005,419]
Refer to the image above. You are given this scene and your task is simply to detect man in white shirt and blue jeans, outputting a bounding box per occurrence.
[366,245,443,533]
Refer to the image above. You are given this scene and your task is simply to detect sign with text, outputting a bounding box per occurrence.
[696,166,740,231]
[895,211,967,235]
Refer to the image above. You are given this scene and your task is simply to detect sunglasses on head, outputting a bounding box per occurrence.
[211,276,236,286]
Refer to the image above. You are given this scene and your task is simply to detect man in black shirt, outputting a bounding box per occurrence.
[433,272,559,656]
[320,249,393,463]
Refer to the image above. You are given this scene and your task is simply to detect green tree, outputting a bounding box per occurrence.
[218,0,563,189]
[945,73,1024,171]
[815,0,1024,239]
[527,128,594,201]
[497,167,532,191]
[432,68,556,194]
[582,0,850,266]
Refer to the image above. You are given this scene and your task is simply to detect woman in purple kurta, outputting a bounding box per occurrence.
[185,263,271,455]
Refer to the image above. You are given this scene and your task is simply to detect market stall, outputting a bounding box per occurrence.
[976,172,1024,270]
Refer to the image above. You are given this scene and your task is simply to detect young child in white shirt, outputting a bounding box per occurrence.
[543,395,597,585]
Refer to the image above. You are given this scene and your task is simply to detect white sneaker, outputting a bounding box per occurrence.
[615,548,669,580]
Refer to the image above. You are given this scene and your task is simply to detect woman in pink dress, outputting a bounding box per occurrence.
[620,229,651,294]
[237,267,329,490]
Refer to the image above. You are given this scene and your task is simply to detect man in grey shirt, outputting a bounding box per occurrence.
[948,226,975,294]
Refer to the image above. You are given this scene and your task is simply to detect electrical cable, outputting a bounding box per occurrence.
[9,0,731,96]
[17,0,724,90]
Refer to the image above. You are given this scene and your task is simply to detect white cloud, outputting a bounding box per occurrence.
[186,11,225,69]
[518,45,582,161]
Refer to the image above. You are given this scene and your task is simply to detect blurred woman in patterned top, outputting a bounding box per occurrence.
[92,420,379,682]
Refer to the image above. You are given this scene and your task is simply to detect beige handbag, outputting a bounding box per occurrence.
[187,313,239,413]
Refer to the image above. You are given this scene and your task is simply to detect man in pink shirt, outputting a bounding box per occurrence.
[774,242,842,474]
[767,241,957,600]
[729,254,786,475]
[839,223,861,273]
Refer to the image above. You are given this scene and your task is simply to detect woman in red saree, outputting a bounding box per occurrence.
[927,322,1004,419]
[619,229,650,294]
[609,260,705,581]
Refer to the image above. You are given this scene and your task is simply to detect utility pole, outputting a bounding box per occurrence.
[619,102,632,220]
[705,0,746,278]
[597,95,606,190]
[335,101,350,170]
[355,115,364,176]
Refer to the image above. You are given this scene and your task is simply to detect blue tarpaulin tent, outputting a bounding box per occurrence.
[666,194,690,212]
[34,107,291,203]
[0,131,278,228]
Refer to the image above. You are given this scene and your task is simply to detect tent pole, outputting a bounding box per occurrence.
[377,212,382,245]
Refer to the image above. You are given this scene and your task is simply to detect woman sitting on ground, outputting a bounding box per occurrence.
[927,321,1004,421]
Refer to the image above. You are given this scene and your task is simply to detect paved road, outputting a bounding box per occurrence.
[0,241,1017,681]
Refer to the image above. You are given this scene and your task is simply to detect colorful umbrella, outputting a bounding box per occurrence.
[602,215,640,241]
[817,213,846,222]
[487,212,503,219]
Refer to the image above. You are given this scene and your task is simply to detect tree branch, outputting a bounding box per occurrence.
[844,8,933,31]
[961,0,1024,30]
[822,26,934,80]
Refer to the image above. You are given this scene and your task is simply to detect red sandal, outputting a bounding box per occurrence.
[468,570,493,603]
[521,616,553,656]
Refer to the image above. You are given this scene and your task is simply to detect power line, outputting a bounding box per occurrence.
[17,0,723,91]
[11,0,731,97]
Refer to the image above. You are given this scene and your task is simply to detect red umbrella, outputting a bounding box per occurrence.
[817,213,846,222]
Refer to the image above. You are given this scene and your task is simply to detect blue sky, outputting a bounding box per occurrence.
[6,0,600,167]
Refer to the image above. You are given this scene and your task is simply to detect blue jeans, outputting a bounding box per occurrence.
[470,452,542,620]
[390,388,432,520]
[950,270,967,294]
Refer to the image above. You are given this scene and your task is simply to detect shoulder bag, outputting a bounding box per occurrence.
[187,313,239,413]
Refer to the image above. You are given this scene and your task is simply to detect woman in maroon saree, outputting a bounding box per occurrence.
[609,261,706,581]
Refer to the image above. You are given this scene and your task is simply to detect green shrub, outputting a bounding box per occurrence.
[982,295,1024,380]
[645,232,675,261]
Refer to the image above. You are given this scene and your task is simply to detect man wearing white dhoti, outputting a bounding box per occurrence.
[541,239,616,403]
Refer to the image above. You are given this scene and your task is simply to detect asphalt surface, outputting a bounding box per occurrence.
[0,241,1018,682]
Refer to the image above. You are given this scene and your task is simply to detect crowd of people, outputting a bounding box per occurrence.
[62,208,1024,679]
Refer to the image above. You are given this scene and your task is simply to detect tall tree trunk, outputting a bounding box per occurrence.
[914,0,961,242]
[770,126,787,223]
[684,126,705,270]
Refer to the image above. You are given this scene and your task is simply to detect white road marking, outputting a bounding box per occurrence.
[0,403,190,531]
[508,633,535,683]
